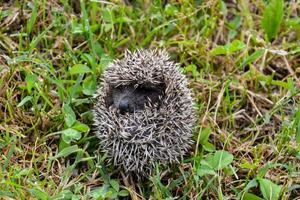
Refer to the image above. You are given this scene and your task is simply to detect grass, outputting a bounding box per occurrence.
[0,0,300,199]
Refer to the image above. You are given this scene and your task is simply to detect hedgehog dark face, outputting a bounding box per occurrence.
[93,49,196,177]
[106,83,165,114]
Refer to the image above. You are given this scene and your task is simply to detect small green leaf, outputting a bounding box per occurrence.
[228,15,242,39]
[17,96,33,107]
[259,178,281,200]
[198,127,211,144]
[287,78,295,95]
[28,188,49,200]
[69,64,92,75]
[25,73,38,92]
[256,163,274,179]
[261,0,284,41]
[102,8,114,23]
[240,160,257,170]
[49,145,81,160]
[210,40,246,55]
[118,190,129,197]
[243,179,259,193]
[228,15,242,30]
[72,122,90,132]
[228,40,246,52]
[206,150,234,170]
[61,128,81,144]
[202,141,215,152]
[15,168,33,178]
[109,180,119,192]
[285,18,300,29]
[103,24,113,32]
[81,53,96,71]
[108,188,118,199]
[90,185,109,199]
[164,4,178,16]
[241,49,265,68]
[82,75,97,95]
[51,190,73,200]
[242,193,264,200]
[197,161,216,177]
[184,64,199,78]
[100,54,112,72]
[63,104,76,127]
[210,46,227,55]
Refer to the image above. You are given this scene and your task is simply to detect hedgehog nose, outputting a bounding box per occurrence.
[119,98,133,114]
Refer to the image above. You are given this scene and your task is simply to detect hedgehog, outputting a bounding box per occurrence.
[93,49,196,177]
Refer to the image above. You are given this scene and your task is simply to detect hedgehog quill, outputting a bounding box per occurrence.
[93,49,196,177]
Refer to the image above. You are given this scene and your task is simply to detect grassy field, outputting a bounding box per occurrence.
[0,0,300,199]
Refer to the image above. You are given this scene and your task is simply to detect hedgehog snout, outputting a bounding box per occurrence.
[109,83,165,114]
[118,97,134,114]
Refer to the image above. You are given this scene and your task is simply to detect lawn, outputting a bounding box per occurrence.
[0,0,300,199]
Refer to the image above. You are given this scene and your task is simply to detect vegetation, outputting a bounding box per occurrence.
[0,0,299,199]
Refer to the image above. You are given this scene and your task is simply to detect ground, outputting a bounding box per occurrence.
[0,0,300,199]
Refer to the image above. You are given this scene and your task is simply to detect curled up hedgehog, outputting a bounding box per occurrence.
[93,49,196,178]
